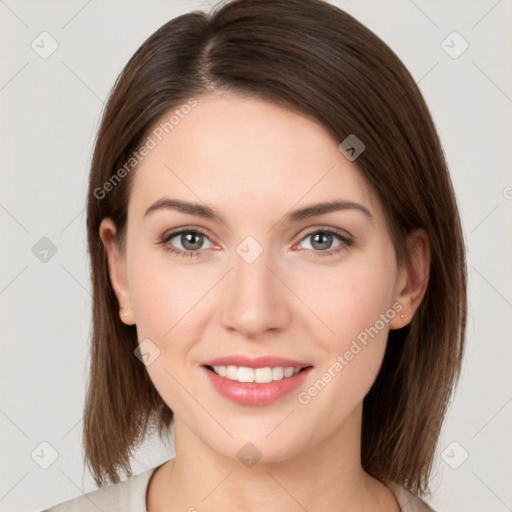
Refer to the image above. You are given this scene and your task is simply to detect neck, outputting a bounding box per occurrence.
[147,404,399,512]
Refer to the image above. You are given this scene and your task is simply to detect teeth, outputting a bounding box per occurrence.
[226,365,238,380]
[211,365,302,383]
[272,367,284,380]
[254,367,272,383]
[238,367,254,382]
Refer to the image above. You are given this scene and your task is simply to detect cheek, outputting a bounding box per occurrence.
[295,246,398,397]
[126,252,201,412]
[125,245,219,401]
[301,255,397,346]
[126,241,211,341]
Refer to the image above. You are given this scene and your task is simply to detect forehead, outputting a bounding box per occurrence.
[129,93,377,220]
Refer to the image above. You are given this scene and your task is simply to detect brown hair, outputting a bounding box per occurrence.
[84,0,467,496]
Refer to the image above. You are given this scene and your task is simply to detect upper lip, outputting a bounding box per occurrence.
[201,355,312,369]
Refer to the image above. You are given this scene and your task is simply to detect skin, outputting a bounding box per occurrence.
[100,92,430,511]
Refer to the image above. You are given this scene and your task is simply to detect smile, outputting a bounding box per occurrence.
[207,365,303,383]
[201,356,313,406]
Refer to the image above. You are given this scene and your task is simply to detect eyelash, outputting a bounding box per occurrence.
[158,227,353,259]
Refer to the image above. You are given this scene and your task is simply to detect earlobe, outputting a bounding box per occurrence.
[389,229,431,330]
[119,307,135,325]
[99,218,135,325]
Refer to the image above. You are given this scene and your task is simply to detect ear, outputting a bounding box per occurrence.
[99,218,135,325]
[389,228,431,329]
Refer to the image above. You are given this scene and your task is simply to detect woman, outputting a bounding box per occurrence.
[44,0,467,510]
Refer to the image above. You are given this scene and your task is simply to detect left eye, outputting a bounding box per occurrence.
[297,230,348,253]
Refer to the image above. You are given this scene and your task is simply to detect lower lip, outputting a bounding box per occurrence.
[202,366,312,406]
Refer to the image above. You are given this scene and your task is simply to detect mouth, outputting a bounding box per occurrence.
[204,364,311,383]
[200,356,313,406]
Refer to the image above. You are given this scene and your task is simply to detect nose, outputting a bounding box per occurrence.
[219,247,291,339]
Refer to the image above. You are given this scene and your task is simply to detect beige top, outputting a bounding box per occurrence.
[43,463,435,512]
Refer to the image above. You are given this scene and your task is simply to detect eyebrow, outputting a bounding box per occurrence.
[144,198,373,224]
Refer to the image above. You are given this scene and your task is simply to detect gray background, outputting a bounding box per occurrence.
[1,0,511,511]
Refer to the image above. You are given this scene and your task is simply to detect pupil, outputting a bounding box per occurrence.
[313,232,331,250]
[183,232,202,250]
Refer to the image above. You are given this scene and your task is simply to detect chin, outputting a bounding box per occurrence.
[205,428,309,467]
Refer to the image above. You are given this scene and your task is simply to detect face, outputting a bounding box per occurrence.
[102,92,414,464]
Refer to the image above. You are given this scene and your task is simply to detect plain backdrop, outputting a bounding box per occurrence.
[1,1,511,511]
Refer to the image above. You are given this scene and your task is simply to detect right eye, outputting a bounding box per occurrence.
[159,229,214,258]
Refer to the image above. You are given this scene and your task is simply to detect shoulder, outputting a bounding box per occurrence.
[42,465,160,512]
[386,482,437,512]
